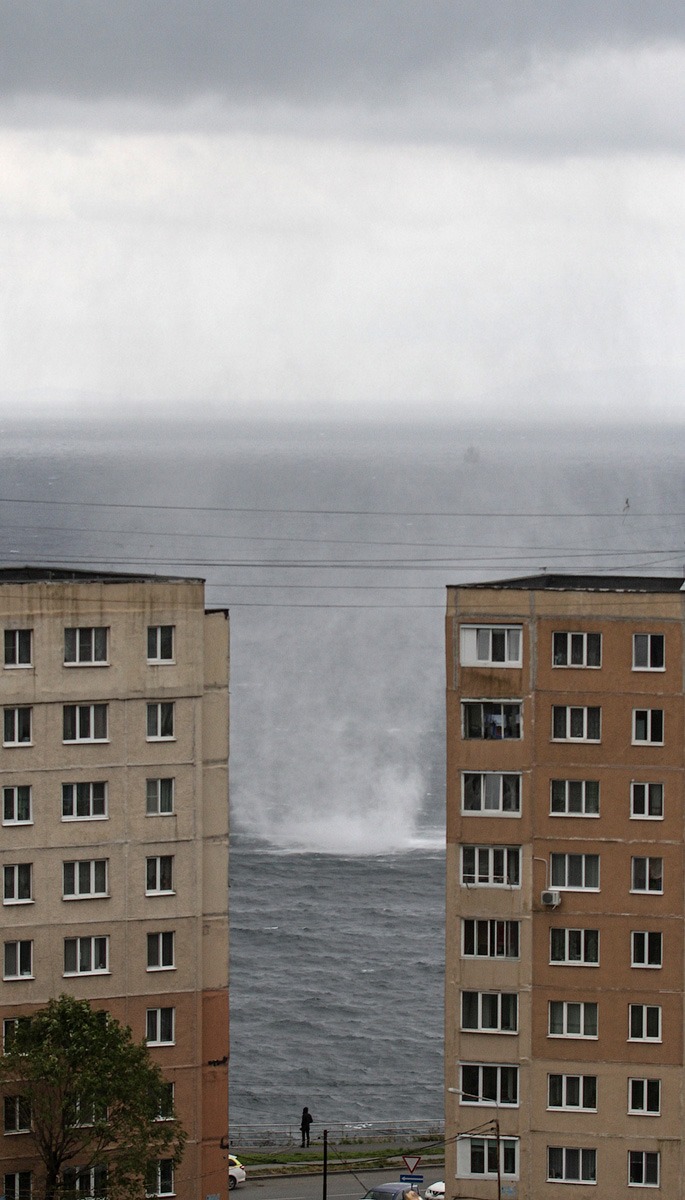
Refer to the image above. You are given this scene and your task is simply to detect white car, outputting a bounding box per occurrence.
[425,1183,444,1199]
[229,1156,246,1190]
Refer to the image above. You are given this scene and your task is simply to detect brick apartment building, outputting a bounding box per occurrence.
[0,568,229,1200]
[446,574,685,1199]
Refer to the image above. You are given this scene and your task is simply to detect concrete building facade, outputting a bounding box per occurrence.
[445,574,685,1200]
[0,568,229,1200]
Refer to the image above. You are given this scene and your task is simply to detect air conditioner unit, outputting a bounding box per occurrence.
[541,889,561,907]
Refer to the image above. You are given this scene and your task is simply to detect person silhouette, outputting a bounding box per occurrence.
[300,1106,313,1148]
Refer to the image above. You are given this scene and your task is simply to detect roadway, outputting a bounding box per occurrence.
[244,1167,445,1200]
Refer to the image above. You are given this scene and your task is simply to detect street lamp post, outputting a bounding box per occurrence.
[448,1087,502,1200]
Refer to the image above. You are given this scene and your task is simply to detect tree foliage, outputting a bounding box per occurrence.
[0,995,186,1200]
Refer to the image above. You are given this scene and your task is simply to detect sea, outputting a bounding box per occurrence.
[1,416,681,1131]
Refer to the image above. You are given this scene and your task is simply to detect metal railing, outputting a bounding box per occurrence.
[229,1120,444,1149]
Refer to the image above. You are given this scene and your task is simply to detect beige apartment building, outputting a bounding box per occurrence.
[0,568,229,1200]
[446,574,685,1200]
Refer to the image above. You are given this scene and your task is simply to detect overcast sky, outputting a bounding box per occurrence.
[2,1,685,424]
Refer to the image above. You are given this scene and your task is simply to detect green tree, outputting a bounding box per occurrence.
[0,995,185,1200]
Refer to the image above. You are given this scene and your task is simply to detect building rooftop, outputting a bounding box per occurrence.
[0,566,204,585]
[455,573,685,593]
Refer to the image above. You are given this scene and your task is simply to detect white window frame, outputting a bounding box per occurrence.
[64,626,108,665]
[63,935,109,976]
[461,845,520,887]
[146,855,174,895]
[629,1004,661,1043]
[3,1016,31,1050]
[146,777,175,816]
[3,863,32,904]
[550,779,600,817]
[631,781,664,820]
[147,931,175,971]
[3,707,32,746]
[3,940,33,980]
[456,1136,519,1181]
[550,853,600,891]
[548,1000,598,1039]
[63,704,108,743]
[147,1159,175,1197]
[547,1074,597,1112]
[632,709,664,746]
[550,928,599,966]
[631,931,662,968]
[552,631,602,668]
[3,785,32,825]
[4,1095,31,1133]
[146,1007,175,1046]
[633,633,665,672]
[4,1173,32,1200]
[552,705,601,742]
[462,700,522,740]
[461,991,518,1034]
[547,1147,596,1185]
[462,772,521,815]
[460,625,522,667]
[628,1151,660,1188]
[62,1165,107,1200]
[147,626,175,664]
[628,1078,660,1116]
[146,702,175,741]
[4,629,32,669]
[459,1063,519,1107]
[62,859,108,900]
[61,782,108,821]
[156,1082,175,1121]
[631,857,663,894]
[462,919,520,959]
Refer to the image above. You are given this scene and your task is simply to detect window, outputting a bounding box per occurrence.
[550,779,599,816]
[147,1160,174,1197]
[147,626,174,663]
[4,1095,31,1133]
[462,773,521,814]
[460,625,522,666]
[633,634,664,671]
[461,846,520,887]
[146,856,174,894]
[629,1005,661,1042]
[631,931,662,968]
[633,709,664,745]
[63,936,109,975]
[628,1079,660,1116]
[462,701,522,739]
[146,703,174,740]
[4,863,32,904]
[157,1082,174,1120]
[147,932,175,970]
[4,1174,32,1200]
[62,782,107,820]
[457,1137,519,1180]
[62,1166,107,1200]
[631,782,663,819]
[628,1152,659,1187]
[3,786,32,824]
[551,853,599,890]
[63,704,108,743]
[146,1008,174,1045]
[547,1147,596,1184]
[146,778,174,815]
[459,1063,518,1106]
[462,919,520,959]
[4,630,32,668]
[3,1016,31,1050]
[552,706,601,742]
[631,857,663,893]
[64,627,108,665]
[548,1001,598,1038]
[550,928,599,966]
[553,631,601,668]
[461,992,518,1033]
[548,1074,597,1111]
[4,941,32,979]
[63,859,108,899]
[3,707,32,746]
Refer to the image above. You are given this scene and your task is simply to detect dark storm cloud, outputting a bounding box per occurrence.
[2,0,685,105]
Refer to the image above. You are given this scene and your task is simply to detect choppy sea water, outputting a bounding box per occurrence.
[229,840,445,1128]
